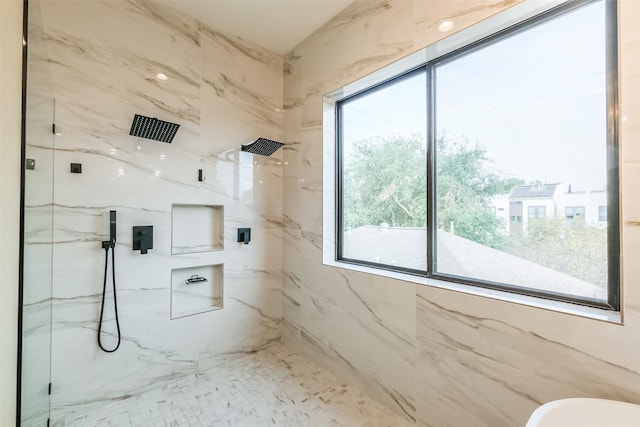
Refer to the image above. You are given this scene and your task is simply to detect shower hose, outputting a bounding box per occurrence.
[98,242,121,352]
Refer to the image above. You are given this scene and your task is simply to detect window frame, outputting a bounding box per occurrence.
[599,205,608,221]
[334,0,620,311]
[335,66,428,277]
[527,206,547,220]
[566,206,586,219]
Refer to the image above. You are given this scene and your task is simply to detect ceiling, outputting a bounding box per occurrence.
[156,0,356,54]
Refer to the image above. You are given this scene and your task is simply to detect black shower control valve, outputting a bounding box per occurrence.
[70,163,82,173]
[198,169,205,182]
[132,226,153,254]
[237,228,251,244]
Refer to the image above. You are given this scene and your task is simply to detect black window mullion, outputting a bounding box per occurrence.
[605,0,620,310]
[335,102,344,262]
[426,64,436,277]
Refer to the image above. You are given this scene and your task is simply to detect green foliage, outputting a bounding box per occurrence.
[343,134,522,249]
[343,135,426,228]
[507,217,607,286]
[435,137,519,248]
[486,176,526,195]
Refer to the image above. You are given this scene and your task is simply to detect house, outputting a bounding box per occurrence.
[490,183,609,236]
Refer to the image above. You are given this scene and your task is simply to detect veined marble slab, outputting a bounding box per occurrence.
[283,0,640,426]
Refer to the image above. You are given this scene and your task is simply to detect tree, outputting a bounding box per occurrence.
[343,133,607,288]
[435,137,520,248]
[507,216,607,286]
[343,135,426,229]
[343,134,521,248]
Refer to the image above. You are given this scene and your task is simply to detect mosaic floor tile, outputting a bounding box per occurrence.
[56,344,413,427]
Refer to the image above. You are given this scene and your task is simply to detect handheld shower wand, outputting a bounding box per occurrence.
[98,210,121,352]
[110,210,116,247]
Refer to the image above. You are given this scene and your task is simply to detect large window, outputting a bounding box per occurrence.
[336,0,619,309]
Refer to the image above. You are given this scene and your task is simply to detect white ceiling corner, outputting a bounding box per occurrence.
[155,0,356,54]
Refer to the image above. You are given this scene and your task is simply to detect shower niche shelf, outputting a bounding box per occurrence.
[171,264,223,319]
[171,204,223,255]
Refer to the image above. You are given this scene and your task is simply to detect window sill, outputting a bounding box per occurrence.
[323,258,622,324]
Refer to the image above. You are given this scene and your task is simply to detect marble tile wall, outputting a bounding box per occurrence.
[282,0,640,426]
[30,0,283,420]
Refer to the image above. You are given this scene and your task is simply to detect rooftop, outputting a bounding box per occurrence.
[510,183,560,199]
[343,225,605,300]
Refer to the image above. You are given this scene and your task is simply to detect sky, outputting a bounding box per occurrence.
[342,1,607,192]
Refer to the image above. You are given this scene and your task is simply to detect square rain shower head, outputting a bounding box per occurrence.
[241,138,284,157]
[129,114,180,143]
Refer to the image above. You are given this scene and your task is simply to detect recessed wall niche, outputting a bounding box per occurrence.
[171,264,224,319]
[171,204,223,254]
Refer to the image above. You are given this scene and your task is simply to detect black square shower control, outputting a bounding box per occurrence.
[133,226,153,254]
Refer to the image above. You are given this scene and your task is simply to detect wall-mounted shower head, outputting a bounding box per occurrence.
[241,138,284,157]
[129,114,180,143]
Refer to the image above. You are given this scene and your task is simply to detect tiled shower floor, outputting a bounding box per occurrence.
[57,344,413,427]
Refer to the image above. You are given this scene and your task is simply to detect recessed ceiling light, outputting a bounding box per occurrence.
[438,21,455,32]
[156,73,168,81]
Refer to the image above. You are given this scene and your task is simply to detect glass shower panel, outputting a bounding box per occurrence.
[21,0,55,424]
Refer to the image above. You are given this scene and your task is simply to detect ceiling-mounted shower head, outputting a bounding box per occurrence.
[241,137,284,157]
[129,114,180,143]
